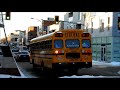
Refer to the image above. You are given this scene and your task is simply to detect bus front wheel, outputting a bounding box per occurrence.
[32,60,38,69]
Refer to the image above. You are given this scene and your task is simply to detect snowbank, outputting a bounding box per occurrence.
[59,60,120,78]
[92,60,120,66]
[59,75,120,78]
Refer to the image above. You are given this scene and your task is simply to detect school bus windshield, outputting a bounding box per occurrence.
[65,39,80,48]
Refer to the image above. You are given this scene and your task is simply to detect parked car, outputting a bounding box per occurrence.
[11,49,19,60]
[16,51,30,62]
[0,47,2,55]
[0,51,2,55]
[13,52,19,60]
[12,49,19,52]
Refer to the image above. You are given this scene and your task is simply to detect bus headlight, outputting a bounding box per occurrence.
[82,50,85,53]
[55,50,64,54]
[55,50,59,54]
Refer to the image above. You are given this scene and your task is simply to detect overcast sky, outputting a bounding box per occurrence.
[0,12,67,38]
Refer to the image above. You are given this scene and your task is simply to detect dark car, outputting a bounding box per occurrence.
[13,52,19,60]
[0,47,3,55]
[0,51,2,55]
[16,51,30,62]
[11,49,19,59]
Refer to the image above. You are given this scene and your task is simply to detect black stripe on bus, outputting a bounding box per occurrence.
[31,53,64,55]
[32,56,53,59]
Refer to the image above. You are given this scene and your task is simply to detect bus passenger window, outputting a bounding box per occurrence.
[82,40,91,48]
[54,40,63,48]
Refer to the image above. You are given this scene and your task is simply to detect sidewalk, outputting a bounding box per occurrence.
[0,55,21,76]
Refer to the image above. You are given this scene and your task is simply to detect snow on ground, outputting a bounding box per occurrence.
[0,58,27,78]
[0,74,24,78]
[59,60,120,78]
[110,62,120,66]
[59,75,120,78]
[59,75,105,78]
[92,60,120,66]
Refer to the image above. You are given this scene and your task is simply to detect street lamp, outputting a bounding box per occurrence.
[31,18,43,36]
[31,18,42,22]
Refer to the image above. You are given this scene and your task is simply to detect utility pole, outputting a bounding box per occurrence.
[1,12,9,46]
[0,12,12,57]
[31,18,43,36]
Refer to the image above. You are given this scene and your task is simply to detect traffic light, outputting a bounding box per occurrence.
[6,12,11,20]
[55,16,59,23]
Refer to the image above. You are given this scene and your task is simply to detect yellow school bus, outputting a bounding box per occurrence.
[29,29,92,74]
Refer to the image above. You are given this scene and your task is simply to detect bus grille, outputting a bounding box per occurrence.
[66,53,80,59]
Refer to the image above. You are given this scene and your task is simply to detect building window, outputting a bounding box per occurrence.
[108,17,110,30]
[74,24,76,29]
[86,28,88,32]
[83,13,86,20]
[84,23,88,32]
[108,17,110,24]
[91,18,93,33]
[108,25,110,31]
[99,19,104,32]
[69,12,73,18]
[118,17,120,30]
[91,28,93,33]
[67,25,68,29]
[15,38,18,41]
[76,24,81,29]
[101,22,104,31]
[44,26,47,31]
[78,12,81,20]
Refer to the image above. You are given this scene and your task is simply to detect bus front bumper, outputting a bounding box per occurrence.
[52,62,92,70]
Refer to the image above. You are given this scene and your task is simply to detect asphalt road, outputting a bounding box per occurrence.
[0,55,21,76]
[17,61,120,78]
[78,65,120,76]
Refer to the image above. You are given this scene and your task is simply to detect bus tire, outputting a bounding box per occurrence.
[32,59,38,69]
